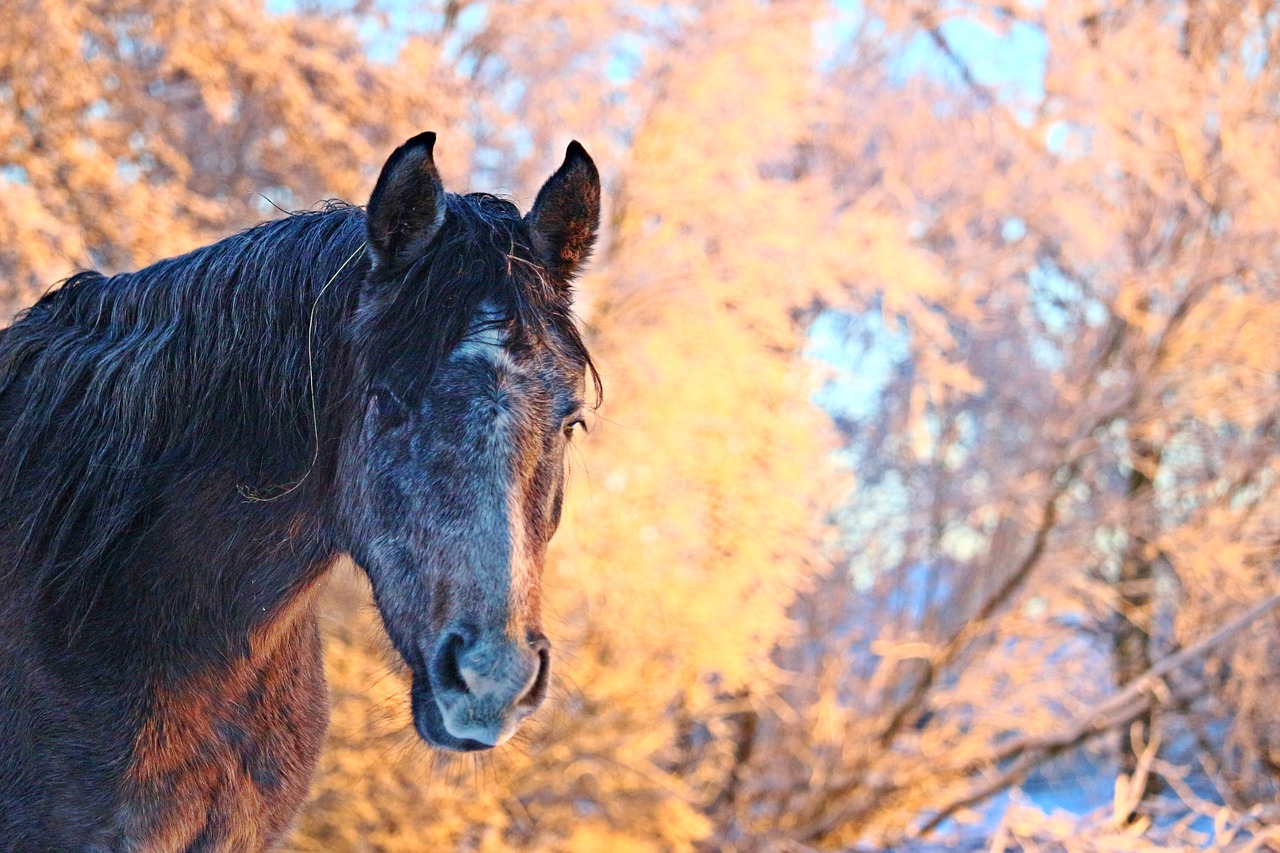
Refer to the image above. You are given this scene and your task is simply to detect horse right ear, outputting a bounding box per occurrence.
[366,132,446,270]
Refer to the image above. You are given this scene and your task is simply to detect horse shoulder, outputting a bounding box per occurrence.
[115,585,330,852]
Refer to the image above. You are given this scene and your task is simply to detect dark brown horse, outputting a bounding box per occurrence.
[0,133,600,851]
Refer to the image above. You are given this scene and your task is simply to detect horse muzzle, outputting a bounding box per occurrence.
[409,625,550,751]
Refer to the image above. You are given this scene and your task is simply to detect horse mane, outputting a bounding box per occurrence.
[0,193,598,595]
[0,204,367,589]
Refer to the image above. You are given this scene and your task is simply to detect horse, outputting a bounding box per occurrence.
[0,132,600,852]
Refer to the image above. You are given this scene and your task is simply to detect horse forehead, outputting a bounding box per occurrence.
[438,330,545,429]
[450,300,508,364]
[447,300,569,390]
[447,299,525,375]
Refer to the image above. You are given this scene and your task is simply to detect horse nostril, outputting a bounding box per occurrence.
[430,626,549,712]
[518,646,550,710]
[431,630,470,695]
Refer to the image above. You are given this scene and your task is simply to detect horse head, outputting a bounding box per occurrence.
[337,133,600,751]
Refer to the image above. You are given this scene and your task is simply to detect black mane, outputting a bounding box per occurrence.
[0,193,596,592]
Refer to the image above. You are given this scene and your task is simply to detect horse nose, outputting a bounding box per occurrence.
[428,627,550,747]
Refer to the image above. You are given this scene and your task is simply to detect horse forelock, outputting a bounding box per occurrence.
[350,192,601,406]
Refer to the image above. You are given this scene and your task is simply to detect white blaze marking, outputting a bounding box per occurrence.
[450,299,534,633]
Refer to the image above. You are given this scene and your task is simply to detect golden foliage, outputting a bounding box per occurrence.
[5,1,1280,851]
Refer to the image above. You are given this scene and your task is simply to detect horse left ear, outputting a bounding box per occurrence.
[526,141,601,284]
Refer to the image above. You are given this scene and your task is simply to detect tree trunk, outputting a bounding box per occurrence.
[1113,435,1162,803]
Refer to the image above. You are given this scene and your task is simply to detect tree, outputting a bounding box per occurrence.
[6,1,1280,850]
[0,0,464,315]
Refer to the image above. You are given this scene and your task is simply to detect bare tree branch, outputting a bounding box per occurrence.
[910,592,1280,839]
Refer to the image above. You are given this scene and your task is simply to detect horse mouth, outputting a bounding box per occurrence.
[408,674,498,752]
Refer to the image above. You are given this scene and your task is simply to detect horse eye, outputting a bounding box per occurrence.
[563,416,587,438]
[372,386,408,427]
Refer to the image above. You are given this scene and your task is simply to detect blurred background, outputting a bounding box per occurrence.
[4,0,1280,849]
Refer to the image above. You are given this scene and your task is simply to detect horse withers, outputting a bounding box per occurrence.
[0,133,600,851]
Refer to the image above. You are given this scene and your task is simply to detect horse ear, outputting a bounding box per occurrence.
[366,132,446,270]
[526,141,601,284]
